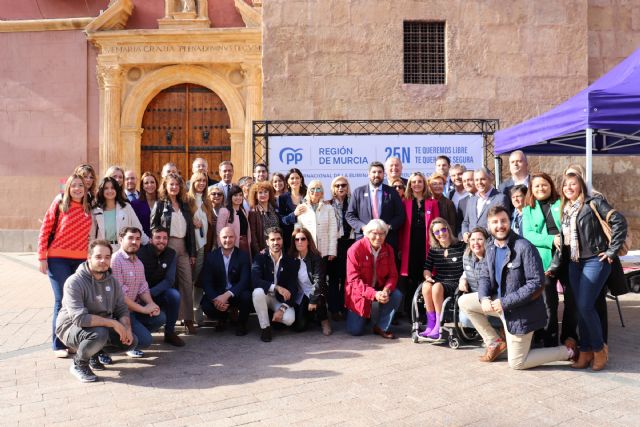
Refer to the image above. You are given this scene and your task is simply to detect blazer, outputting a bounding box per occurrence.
[456,195,470,239]
[248,207,277,256]
[201,247,251,301]
[345,183,405,250]
[277,192,303,249]
[461,188,510,235]
[398,198,439,276]
[214,207,231,236]
[477,232,547,335]
[226,207,252,251]
[435,196,457,233]
[522,199,562,271]
[91,203,149,250]
[345,237,398,318]
[150,199,196,257]
[251,252,299,304]
[297,201,338,257]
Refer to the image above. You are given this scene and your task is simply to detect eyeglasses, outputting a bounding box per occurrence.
[433,228,449,236]
[334,183,347,188]
[294,237,307,242]
[309,188,323,193]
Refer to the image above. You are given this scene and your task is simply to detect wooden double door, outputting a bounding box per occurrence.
[141,83,231,181]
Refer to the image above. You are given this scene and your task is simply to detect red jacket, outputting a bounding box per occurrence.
[345,237,398,318]
[398,198,439,276]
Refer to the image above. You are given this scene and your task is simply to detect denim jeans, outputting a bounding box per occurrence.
[568,256,611,352]
[47,257,84,350]
[130,311,167,349]
[346,289,402,336]
[154,288,181,334]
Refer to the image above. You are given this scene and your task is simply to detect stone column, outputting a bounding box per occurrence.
[97,55,124,175]
[241,63,262,176]
[227,128,245,172]
[120,127,144,177]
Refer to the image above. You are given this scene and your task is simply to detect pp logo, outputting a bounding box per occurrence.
[279,147,303,165]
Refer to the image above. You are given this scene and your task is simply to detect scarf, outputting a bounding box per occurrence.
[562,200,582,262]
[332,198,345,238]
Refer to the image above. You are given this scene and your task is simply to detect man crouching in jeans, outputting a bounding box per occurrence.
[56,239,137,382]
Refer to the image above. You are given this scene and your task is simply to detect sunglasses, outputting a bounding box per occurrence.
[211,193,223,196]
[334,183,347,188]
[309,188,323,193]
[433,228,449,236]
[294,237,307,242]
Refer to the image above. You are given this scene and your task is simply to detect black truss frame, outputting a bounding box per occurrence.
[253,119,499,172]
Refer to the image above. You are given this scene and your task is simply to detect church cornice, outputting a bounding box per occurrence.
[85,0,134,33]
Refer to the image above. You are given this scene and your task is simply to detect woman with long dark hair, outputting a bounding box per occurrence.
[91,177,148,251]
[38,174,92,357]
[131,171,158,237]
[225,184,252,256]
[151,173,197,334]
[278,168,307,250]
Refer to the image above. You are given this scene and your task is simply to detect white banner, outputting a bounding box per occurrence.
[268,134,484,193]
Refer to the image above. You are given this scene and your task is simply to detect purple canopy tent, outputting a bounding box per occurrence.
[494,47,640,185]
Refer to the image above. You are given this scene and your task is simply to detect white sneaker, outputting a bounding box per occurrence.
[126,349,144,358]
[53,349,69,358]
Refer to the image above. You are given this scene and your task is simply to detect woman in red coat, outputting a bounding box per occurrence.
[398,172,439,316]
[345,219,402,339]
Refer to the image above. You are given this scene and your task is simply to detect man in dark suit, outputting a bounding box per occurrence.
[251,227,299,342]
[200,226,252,336]
[461,167,510,242]
[346,161,405,251]
[498,150,530,195]
[456,169,477,239]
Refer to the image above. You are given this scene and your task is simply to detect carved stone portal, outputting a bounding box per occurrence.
[159,0,210,29]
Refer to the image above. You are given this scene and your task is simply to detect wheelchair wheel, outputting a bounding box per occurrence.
[412,332,419,343]
[448,336,460,349]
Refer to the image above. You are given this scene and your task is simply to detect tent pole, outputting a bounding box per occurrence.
[494,156,502,187]
[586,128,593,192]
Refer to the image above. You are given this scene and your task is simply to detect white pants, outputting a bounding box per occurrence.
[252,288,295,329]
[458,292,569,370]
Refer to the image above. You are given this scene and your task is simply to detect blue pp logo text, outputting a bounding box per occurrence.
[279,147,303,165]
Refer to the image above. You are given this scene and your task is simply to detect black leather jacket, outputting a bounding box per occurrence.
[549,196,627,272]
[150,199,196,258]
[299,252,326,304]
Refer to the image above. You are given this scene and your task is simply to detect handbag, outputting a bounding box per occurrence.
[605,257,629,296]
[47,202,62,248]
[589,202,630,257]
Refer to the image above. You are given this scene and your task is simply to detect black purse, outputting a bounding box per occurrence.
[606,257,629,296]
[47,202,62,248]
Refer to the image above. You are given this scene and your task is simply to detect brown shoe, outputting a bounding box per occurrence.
[164,332,185,347]
[373,326,396,339]
[478,340,507,362]
[184,320,197,335]
[571,350,593,369]
[592,344,608,371]
[564,337,579,362]
[321,319,332,336]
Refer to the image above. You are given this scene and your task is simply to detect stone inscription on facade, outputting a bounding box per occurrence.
[103,44,262,54]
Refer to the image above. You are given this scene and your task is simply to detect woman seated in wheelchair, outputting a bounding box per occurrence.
[419,218,465,342]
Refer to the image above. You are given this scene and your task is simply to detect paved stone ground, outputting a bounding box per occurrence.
[1,252,640,426]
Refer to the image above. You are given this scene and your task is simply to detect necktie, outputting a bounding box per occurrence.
[371,188,380,219]
[129,193,137,202]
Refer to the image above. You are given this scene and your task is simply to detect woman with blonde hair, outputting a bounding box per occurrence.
[398,172,439,318]
[420,217,465,341]
[73,164,97,207]
[428,172,456,232]
[37,174,92,357]
[295,180,337,260]
[151,173,197,334]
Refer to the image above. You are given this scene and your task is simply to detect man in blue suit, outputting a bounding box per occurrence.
[346,161,405,251]
[461,167,510,242]
[200,226,252,336]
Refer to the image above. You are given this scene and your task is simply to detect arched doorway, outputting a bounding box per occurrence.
[140,83,231,180]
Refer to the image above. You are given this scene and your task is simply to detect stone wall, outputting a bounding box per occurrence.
[262,0,639,244]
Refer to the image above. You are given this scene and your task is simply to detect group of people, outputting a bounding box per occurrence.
[37,151,627,383]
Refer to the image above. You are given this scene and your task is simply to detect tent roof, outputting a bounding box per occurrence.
[495,48,640,155]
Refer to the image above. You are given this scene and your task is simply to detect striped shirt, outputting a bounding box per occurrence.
[424,240,466,286]
[112,250,149,302]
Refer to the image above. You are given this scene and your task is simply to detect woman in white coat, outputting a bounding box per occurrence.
[91,177,148,251]
[295,180,337,260]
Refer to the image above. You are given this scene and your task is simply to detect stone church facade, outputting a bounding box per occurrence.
[0,0,638,249]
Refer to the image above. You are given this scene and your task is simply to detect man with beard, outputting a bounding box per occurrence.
[346,161,405,252]
[112,227,165,357]
[461,167,509,242]
[56,240,136,382]
[458,206,576,369]
[251,227,299,342]
[137,226,185,347]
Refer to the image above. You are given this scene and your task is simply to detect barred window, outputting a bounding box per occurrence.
[403,21,446,85]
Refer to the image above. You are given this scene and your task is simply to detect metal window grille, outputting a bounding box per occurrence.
[404,21,445,84]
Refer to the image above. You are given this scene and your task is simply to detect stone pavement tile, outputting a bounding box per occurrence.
[152,414,205,427]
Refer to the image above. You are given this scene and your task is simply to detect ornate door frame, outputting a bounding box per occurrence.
[88,28,261,178]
